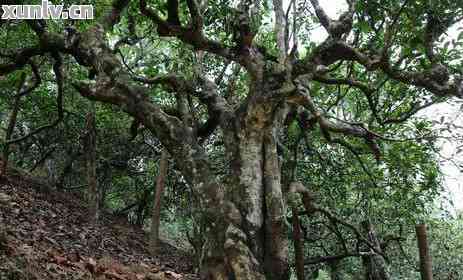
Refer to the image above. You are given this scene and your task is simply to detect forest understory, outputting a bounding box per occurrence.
[0,172,198,280]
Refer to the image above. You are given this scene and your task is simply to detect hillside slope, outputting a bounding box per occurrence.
[0,175,198,280]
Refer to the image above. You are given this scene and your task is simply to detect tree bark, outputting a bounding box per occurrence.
[149,149,168,254]
[84,104,99,224]
[213,71,290,280]
[291,204,305,280]
[273,0,287,63]
[361,221,389,280]
[416,224,433,280]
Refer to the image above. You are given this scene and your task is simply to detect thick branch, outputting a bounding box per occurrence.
[295,36,463,98]
[289,79,382,157]
[139,0,234,61]
[134,73,231,138]
[0,46,44,76]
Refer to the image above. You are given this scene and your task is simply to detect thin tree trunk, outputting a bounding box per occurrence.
[149,149,168,254]
[1,75,25,175]
[136,187,151,227]
[85,105,98,224]
[416,224,433,280]
[291,205,304,280]
[99,166,111,209]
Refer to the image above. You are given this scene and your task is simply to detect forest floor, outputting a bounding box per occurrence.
[0,173,199,280]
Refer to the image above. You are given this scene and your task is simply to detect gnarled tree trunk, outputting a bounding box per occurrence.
[65,19,292,280]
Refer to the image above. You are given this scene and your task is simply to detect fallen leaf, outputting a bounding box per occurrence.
[85,257,97,273]
[68,250,81,262]
[0,192,11,203]
[165,271,182,279]
[53,255,69,265]
[104,269,127,280]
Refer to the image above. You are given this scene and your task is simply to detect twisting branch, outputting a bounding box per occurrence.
[1,61,42,174]
[289,182,387,259]
[294,24,463,99]
[2,73,26,174]
[16,62,41,97]
[139,0,234,61]
[113,14,141,52]
[7,55,64,145]
[132,74,185,87]
[308,0,331,31]
[133,72,231,139]
[312,207,386,258]
[0,46,44,75]
[289,79,382,159]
